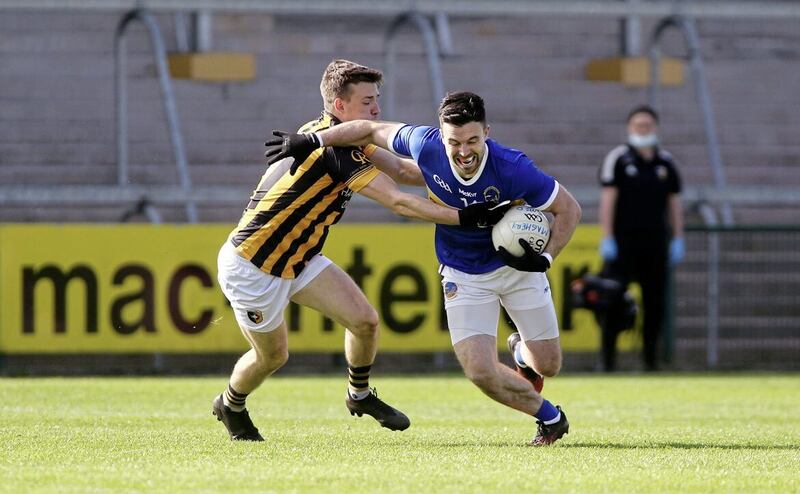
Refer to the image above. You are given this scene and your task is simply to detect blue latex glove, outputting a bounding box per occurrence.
[600,237,618,261]
[669,237,685,265]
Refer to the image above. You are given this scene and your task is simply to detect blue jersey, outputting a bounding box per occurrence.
[389,124,558,274]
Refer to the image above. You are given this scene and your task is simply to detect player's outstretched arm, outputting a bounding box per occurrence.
[358,173,509,227]
[541,184,582,259]
[358,173,457,224]
[264,119,399,156]
[369,147,425,186]
[264,120,403,173]
[316,119,400,150]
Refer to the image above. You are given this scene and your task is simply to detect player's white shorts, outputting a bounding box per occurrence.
[440,264,559,345]
[217,241,332,333]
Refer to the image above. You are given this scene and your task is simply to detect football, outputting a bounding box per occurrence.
[491,204,551,256]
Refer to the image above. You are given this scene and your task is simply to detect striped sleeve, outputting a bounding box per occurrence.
[346,166,381,192]
[600,145,627,186]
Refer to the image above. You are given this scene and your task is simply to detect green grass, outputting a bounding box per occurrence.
[1,374,798,494]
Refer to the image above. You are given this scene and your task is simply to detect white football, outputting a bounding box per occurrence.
[492,204,551,256]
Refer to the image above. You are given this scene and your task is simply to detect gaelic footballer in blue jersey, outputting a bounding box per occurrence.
[386,124,558,274]
[265,91,581,446]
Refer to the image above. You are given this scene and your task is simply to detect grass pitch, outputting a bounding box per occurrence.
[1,374,798,493]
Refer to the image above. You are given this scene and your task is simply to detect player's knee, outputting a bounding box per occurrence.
[258,347,289,372]
[349,307,380,337]
[536,356,561,378]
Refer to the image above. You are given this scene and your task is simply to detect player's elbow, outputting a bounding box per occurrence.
[398,167,425,187]
[572,199,583,223]
[561,193,582,225]
[379,191,408,216]
[395,169,414,186]
[384,193,413,218]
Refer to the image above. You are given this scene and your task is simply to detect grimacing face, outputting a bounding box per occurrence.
[335,82,381,121]
[627,112,658,137]
[441,120,489,179]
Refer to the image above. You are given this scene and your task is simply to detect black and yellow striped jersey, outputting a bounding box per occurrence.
[228,113,380,278]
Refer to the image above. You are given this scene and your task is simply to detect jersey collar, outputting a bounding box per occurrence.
[447,143,489,186]
[322,111,341,126]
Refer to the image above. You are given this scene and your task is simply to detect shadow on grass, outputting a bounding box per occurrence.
[560,442,798,451]
[407,440,798,450]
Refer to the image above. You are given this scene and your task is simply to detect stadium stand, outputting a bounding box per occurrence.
[1,2,798,224]
[0,0,798,371]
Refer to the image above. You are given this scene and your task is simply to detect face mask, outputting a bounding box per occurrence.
[628,133,658,148]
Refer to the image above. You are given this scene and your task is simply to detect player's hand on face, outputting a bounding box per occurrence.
[264,130,322,175]
[497,239,551,272]
[458,200,512,228]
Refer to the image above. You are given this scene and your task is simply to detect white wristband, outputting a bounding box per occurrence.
[541,252,553,265]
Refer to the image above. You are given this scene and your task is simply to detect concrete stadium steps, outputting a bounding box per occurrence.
[0,11,798,224]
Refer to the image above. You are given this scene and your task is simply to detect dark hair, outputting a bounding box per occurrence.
[320,59,383,112]
[437,91,486,126]
[627,104,659,123]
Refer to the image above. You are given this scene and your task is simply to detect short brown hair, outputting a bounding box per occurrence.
[320,59,383,112]
[438,91,486,127]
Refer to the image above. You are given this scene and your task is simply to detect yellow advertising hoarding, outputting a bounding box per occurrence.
[0,224,640,353]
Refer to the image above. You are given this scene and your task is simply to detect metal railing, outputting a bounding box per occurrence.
[383,12,448,121]
[648,14,733,226]
[3,1,800,19]
[114,7,198,223]
[678,226,800,370]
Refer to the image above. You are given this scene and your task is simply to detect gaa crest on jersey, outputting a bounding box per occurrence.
[483,186,500,203]
[625,164,638,176]
[444,282,458,300]
[656,165,669,181]
[246,310,263,324]
[433,174,453,193]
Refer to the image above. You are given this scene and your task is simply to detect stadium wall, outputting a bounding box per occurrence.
[0,11,798,223]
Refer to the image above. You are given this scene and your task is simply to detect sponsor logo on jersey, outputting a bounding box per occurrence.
[351,150,370,165]
[459,188,477,198]
[340,188,353,209]
[444,282,458,300]
[483,186,500,203]
[433,174,452,193]
[625,164,638,176]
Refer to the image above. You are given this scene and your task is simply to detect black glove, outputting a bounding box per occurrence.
[497,238,552,272]
[458,200,512,228]
[264,130,322,175]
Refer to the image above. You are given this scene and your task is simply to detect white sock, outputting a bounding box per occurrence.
[349,388,371,400]
[514,343,529,368]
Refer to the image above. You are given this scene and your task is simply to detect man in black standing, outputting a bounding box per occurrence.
[598,105,685,371]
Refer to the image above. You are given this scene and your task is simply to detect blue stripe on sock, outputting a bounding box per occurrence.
[534,399,558,422]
